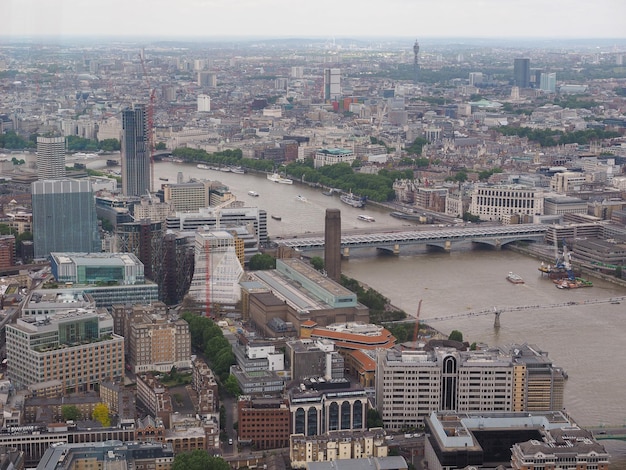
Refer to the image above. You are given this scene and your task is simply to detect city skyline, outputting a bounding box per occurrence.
[2,0,625,41]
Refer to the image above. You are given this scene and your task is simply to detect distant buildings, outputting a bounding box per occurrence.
[36,136,65,179]
[540,72,557,93]
[31,179,100,259]
[197,94,211,112]
[121,105,150,197]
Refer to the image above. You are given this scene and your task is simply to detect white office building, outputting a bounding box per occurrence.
[468,185,544,222]
[197,94,211,112]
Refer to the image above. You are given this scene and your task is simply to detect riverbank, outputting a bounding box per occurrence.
[507,243,626,288]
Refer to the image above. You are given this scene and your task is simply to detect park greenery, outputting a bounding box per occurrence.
[172,144,422,203]
[181,312,235,381]
[172,450,230,470]
[248,253,277,270]
[0,131,121,152]
[495,126,620,147]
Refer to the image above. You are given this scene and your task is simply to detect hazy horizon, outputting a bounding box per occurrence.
[2,0,625,42]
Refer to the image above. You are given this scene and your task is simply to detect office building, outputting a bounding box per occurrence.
[514,58,530,88]
[197,71,217,87]
[238,396,291,450]
[323,68,341,101]
[6,307,124,391]
[0,235,15,269]
[314,148,355,169]
[31,179,100,259]
[50,252,145,285]
[468,185,544,222]
[162,181,210,212]
[126,307,191,373]
[37,441,174,470]
[36,136,66,179]
[121,105,150,197]
[324,208,341,282]
[187,229,244,308]
[540,72,557,93]
[375,344,565,430]
[197,94,211,112]
[425,411,609,470]
[288,378,368,435]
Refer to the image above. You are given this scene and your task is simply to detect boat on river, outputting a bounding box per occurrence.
[357,215,375,222]
[271,215,282,221]
[553,277,593,289]
[390,211,423,221]
[248,191,259,197]
[197,164,210,170]
[267,173,293,184]
[296,195,307,202]
[506,272,524,284]
[340,190,366,208]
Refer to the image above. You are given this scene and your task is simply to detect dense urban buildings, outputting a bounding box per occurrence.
[121,104,150,197]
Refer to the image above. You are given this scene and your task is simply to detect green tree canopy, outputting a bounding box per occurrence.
[310,256,324,272]
[172,450,230,470]
[448,330,464,342]
[248,253,276,270]
[61,405,81,421]
[367,409,384,428]
[224,374,241,397]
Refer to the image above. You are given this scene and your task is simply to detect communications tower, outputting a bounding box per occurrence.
[413,39,420,83]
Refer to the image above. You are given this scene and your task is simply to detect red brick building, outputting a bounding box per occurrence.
[237,396,290,450]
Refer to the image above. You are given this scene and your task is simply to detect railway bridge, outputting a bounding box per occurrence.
[277,224,548,256]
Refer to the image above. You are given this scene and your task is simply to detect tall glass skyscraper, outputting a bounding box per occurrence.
[513,58,531,88]
[323,68,341,101]
[32,179,100,259]
[36,136,66,179]
[121,105,150,197]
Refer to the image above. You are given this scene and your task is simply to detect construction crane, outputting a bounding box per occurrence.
[413,299,422,343]
[139,52,156,192]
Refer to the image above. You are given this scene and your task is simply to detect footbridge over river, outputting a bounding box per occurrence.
[277,224,548,256]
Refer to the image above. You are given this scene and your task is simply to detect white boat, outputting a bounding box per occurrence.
[231,167,245,174]
[340,190,365,208]
[506,272,525,284]
[248,191,259,197]
[197,164,210,170]
[267,173,293,184]
[357,215,375,222]
[296,195,307,202]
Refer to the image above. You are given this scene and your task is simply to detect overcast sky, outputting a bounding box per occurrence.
[2,0,625,40]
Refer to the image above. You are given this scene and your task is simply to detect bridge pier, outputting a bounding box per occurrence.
[393,244,400,255]
[342,247,350,259]
[444,240,451,252]
[495,239,501,251]
[494,309,501,328]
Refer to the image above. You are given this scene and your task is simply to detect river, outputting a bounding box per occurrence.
[87,157,626,467]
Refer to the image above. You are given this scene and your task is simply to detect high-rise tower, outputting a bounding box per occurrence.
[36,136,66,179]
[323,68,341,101]
[413,39,420,83]
[324,209,341,282]
[514,58,531,88]
[121,105,150,197]
[32,179,100,259]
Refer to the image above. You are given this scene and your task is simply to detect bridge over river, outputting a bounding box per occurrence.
[277,224,548,256]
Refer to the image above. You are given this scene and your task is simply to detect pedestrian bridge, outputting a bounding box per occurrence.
[277,224,548,256]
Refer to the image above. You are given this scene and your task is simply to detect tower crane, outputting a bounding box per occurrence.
[139,53,156,192]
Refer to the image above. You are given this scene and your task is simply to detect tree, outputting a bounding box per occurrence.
[92,403,110,427]
[61,405,81,421]
[248,253,276,270]
[310,256,324,272]
[155,141,167,150]
[172,450,230,470]
[448,330,464,342]
[224,374,241,397]
[367,409,384,428]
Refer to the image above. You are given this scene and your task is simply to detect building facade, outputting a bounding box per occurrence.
[238,396,291,450]
[468,185,544,222]
[6,308,125,391]
[121,105,150,197]
[36,136,66,179]
[32,179,100,259]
